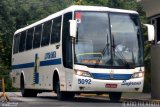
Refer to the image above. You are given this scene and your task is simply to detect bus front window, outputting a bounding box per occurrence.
[110,13,144,67]
[74,12,112,67]
[74,12,143,68]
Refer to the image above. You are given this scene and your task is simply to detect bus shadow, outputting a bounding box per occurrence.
[37,96,122,103]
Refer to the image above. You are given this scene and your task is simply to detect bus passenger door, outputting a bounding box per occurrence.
[62,12,73,91]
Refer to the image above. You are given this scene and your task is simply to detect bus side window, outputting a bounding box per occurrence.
[51,16,62,44]
[19,31,27,52]
[33,25,42,49]
[13,33,20,54]
[41,20,52,46]
[26,28,34,50]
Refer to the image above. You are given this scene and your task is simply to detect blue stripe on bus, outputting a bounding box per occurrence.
[12,58,61,70]
[91,73,132,80]
[40,58,61,66]
[12,62,35,69]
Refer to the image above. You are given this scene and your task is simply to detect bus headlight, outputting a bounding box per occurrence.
[132,72,144,78]
[74,70,92,77]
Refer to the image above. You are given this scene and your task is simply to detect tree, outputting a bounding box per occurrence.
[0,0,16,91]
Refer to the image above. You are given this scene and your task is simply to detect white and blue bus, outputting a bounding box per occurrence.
[10,5,154,101]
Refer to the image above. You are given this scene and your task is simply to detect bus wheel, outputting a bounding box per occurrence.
[20,75,37,97]
[20,75,28,97]
[109,92,122,102]
[56,81,66,100]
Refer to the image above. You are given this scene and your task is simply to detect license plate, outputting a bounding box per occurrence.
[105,84,117,88]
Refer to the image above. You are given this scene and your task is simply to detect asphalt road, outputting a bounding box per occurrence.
[0,92,158,107]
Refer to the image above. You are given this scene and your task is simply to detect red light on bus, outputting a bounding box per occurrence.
[75,12,82,20]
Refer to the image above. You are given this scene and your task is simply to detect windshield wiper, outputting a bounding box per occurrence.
[94,33,110,67]
[114,47,135,69]
[111,31,135,69]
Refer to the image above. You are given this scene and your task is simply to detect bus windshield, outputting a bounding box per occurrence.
[74,12,143,68]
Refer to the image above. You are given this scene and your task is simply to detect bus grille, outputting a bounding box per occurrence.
[91,73,132,80]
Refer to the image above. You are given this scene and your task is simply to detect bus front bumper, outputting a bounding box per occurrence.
[70,76,144,92]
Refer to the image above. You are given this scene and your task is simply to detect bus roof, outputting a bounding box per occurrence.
[14,5,138,35]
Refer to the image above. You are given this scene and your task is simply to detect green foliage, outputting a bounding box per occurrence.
[0,0,151,92]
[0,67,17,91]
[11,0,73,29]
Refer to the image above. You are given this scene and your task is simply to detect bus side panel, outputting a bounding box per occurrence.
[12,51,35,89]
[11,44,66,91]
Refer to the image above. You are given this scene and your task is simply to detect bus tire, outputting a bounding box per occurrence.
[20,75,28,97]
[56,81,75,100]
[56,81,66,100]
[20,75,37,97]
[109,92,122,102]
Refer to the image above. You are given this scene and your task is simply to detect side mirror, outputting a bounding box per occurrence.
[69,20,77,38]
[143,24,155,41]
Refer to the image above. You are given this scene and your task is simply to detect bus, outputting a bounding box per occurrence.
[10,5,154,101]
